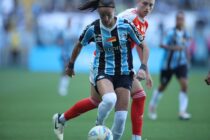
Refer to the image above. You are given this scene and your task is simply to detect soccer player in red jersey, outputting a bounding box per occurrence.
[53,0,155,140]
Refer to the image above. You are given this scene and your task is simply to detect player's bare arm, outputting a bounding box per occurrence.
[136,43,153,88]
[137,42,149,80]
[66,41,83,77]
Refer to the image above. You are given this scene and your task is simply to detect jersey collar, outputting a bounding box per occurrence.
[100,17,118,31]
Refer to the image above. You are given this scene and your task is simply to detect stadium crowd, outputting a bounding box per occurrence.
[0,0,209,69]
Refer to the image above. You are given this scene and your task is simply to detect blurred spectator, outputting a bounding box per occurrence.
[0,0,210,71]
[57,17,77,96]
[8,22,21,66]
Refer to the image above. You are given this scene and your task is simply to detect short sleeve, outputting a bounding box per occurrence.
[162,30,174,46]
[79,24,94,46]
[184,31,191,47]
[127,20,144,47]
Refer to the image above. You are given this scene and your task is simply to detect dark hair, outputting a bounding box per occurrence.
[78,0,115,12]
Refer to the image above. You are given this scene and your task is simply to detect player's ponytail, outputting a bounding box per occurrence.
[78,0,115,12]
[78,0,99,12]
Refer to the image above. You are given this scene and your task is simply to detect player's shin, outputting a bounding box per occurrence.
[58,75,69,96]
[96,93,117,125]
[179,91,188,113]
[111,111,128,140]
[179,91,191,119]
[149,89,163,111]
[131,90,146,139]
[59,97,99,124]
[148,89,162,120]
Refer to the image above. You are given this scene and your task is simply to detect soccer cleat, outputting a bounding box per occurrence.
[148,111,157,120]
[179,112,191,120]
[148,105,157,120]
[53,113,65,140]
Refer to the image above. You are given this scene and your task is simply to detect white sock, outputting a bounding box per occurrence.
[111,111,128,140]
[149,89,163,109]
[96,93,117,125]
[179,91,188,113]
[132,135,142,140]
[58,114,66,124]
[59,75,69,96]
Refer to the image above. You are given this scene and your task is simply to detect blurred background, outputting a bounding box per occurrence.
[0,0,210,140]
[0,0,210,72]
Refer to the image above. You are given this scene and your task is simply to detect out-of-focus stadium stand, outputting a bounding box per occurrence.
[0,0,209,72]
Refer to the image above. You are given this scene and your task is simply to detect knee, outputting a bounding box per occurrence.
[102,92,117,107]
[90,97,101,106]
[159,85,166,92]
[132,90,146,99]
[181,84,188,93]
[181,86,187,93]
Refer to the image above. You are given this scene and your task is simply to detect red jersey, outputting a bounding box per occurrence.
[118,8,148,48]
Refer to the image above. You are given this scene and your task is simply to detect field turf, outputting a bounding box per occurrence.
[0,69,210,140]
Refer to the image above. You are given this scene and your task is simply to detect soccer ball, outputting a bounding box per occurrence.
[88,125,113,140]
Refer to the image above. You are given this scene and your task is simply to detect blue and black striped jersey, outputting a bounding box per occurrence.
[161,28,190,70]
[79,17,144,76]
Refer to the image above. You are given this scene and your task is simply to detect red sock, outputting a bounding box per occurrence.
[131,90,146,136]
[64,97,99,120]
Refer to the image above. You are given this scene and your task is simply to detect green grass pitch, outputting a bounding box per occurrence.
[0,69,210,140]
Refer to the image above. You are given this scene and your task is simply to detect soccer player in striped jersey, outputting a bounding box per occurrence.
[53,0,155,140]
[148,11,192,120]
[53,0,149,140]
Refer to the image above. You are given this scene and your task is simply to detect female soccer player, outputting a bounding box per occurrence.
[53,0,155,140]
[148,11,192,120]
[53,0,149,140]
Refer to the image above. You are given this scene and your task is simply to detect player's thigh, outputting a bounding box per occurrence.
[131,78,143,96]
[115,87,130,111]
[175,65,188,88]
[113,75,132,111]
[90,83,102,101]
[96,79,115,96]
[160,69,173,87]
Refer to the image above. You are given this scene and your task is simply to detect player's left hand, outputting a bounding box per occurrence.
[146,73,153,89]
[137,69,146,81]
[137,64,147,81]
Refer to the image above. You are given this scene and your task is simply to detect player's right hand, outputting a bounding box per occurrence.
[65,67,75,77]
